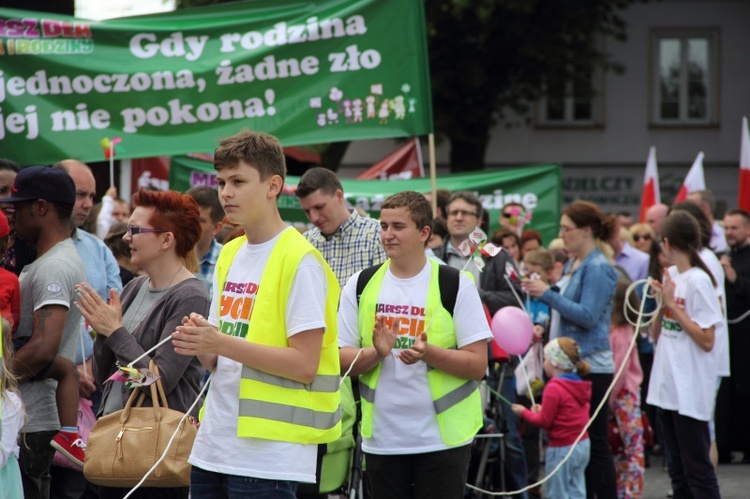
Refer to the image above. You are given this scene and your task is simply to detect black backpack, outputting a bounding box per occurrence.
[355,263,461,316]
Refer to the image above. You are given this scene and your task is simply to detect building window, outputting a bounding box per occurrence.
[536,70,602,127]
[651,29,719,125]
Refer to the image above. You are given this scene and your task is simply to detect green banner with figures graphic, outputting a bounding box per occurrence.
[0,0,432,165]
[169,157,562,244]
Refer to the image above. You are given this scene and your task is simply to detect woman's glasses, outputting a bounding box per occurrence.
[126,225,168,236]
[632,234,651,242]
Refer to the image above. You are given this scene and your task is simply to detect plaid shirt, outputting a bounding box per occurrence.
[304,210,386,287]
[200,238,224,284]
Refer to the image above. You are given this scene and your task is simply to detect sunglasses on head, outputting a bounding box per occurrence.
[632,234,651,242]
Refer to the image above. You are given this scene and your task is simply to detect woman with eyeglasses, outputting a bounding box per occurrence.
[629,223,656,254]
[521,200,619,499]
[75,189,210,499]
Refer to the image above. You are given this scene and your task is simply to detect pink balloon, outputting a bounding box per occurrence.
[491,306,534,355]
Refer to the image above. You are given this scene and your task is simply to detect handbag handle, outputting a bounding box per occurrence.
[118,359,170,424]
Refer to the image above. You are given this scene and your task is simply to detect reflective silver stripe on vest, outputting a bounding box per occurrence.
[241,366,340,393]
[359,382,375,403]
[238,399,342,430]
[433,380,478,414]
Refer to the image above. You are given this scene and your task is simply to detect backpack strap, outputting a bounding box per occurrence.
[356,263,383,305]
[356,261,461,317]
[437,264,460,317]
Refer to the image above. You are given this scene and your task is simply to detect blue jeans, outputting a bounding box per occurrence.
[500,376,529,498]
[545,439,590,499]
[190,466,298,499]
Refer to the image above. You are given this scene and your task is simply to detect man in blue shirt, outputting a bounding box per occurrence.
[50,159,122,498]
[187,186,224,285]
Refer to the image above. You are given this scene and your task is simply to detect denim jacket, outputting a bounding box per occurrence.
[540,247,617,357]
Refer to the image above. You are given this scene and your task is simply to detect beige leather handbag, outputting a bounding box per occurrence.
[84,361,197,487]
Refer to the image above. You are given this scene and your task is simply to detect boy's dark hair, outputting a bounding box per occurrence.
[431,216,448,240]
[447,191,483,221]
[187,186,224,224]
[295,167,343,198]
[491,227,519,247]
[381,191,433,234]
[104,222,131,260]
[213,129,286,182]
[432,188,452,216]
[0,159,20,172]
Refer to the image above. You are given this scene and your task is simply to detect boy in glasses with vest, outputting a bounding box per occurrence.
[338,191,492,499]
[172,130,341,498]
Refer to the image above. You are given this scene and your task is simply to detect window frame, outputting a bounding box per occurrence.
[649,27,720,127]
[535,67,605,128]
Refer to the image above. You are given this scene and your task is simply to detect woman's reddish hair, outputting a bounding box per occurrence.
[132,189,201,258]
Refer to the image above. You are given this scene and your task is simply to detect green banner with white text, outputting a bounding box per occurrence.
[169,158,562,244]
[0,0,433,165]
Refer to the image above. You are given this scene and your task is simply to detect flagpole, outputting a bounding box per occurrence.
[109,142,115,187]
[428,133,437,216]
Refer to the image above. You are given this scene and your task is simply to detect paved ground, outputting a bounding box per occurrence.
[644,455,749,499]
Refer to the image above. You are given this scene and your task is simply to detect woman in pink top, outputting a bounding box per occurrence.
[512,337,592,499]
[609,279,645,498]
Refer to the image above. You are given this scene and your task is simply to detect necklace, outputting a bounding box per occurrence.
[125,264,185,331]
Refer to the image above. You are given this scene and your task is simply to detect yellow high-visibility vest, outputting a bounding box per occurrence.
[215,229,342,444]
[357,259,483,446]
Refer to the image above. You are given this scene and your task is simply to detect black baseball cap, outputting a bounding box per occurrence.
[0,166,76,205]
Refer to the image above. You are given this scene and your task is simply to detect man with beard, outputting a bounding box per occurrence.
[717,209,750,462]
[0,166,86,499]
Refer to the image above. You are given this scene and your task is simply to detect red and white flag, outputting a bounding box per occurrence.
[674,151,706,203]
[639,146,661,222]
[356,138,424,180]
[740,116,750,212]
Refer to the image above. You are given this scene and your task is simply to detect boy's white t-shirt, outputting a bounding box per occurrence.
[699,248,730,377]
[647,266,723,421]
[188,228,327,483]
[338,261,492,455]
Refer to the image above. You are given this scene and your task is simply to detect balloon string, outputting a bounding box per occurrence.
[481,380,513,407]
[516,353,536,406]
[503,274,527,312]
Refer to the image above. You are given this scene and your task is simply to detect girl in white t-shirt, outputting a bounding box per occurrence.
[647,211,722,499]
[1,318,24,499]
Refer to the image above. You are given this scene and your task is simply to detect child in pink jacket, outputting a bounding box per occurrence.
[512,337,591,499]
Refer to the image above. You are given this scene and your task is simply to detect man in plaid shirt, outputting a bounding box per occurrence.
[296,168,386,288]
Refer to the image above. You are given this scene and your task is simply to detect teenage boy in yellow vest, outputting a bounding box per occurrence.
[338,191,492,499]
[172,130,341,498]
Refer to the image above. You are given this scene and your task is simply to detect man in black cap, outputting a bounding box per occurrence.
[1,166,87,499]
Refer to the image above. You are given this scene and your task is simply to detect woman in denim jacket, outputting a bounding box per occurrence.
[523,201,618,499]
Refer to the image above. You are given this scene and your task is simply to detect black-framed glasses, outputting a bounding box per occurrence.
[447,209,478,218]
[126,225,168,236]
[501,212,513,218]
[632,234,652,242]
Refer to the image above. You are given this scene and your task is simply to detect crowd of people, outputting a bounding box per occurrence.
[0,130,749,499]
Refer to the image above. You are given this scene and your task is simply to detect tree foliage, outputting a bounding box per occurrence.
[426,0,644,170]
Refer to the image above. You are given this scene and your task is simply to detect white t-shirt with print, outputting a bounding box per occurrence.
[699,248,729,377]
[338,261,492,455]
[189,228,327,483]
[647,266,723,421]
